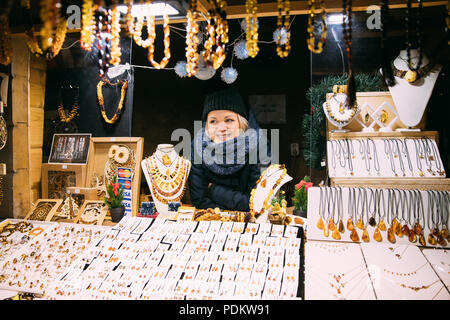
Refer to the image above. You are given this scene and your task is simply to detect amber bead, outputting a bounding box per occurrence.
[316,217,324,230]
[437,235,447,246]
[323,224,329,237]
[356,218,364,230]
[401,225,410,237]
[432,228,441,237]
[338,220,345,233]
[427,234,436,245]
[378,220,387,231]
[414,223,422,236]
[350,229,359,242]
[328,219,336,231]
[408,230,417,243]
[387,227,396,244]
[373,227,382,242]
[368,217,376,227]
[362,229,370,242]
[332,228,341,240]
[419,234,426,246]
[347,218,354,231]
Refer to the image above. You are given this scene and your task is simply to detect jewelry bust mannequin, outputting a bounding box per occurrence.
[141,144,191,216]
[382,49,442,129]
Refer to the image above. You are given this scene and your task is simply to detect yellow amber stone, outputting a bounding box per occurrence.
[347,218,354,231]
[328,219,336,231]
[427,234,436,245]
[414,223,422,236]
[378,220,387,231]
[356,218,364,230]
[338,220,345,233]
[441,228,449,239]
[373,228,382,242]
[323,224,329,237]
[408,230,417,243]
[393,219,402,237]
[362,229,370,242]
[332,228,341,240]
[350,229,359,242]
[387,227,396,244]
[316,217,324,230]
[419,234,426,246]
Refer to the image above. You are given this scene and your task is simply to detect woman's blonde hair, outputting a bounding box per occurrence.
[205,112,249,140]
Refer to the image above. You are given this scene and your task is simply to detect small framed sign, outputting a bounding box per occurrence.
[249,94,286,124]
[48,133,91,164]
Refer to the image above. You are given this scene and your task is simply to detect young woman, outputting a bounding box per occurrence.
[188,88,268,211]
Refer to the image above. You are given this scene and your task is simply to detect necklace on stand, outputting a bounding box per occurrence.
[325,187,337,238]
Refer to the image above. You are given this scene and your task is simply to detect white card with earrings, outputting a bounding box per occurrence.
[361,243,449,300]
[327,138,446,178]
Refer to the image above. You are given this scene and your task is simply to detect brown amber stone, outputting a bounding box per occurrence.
[378,220,387,231]
[323,224,329,237]
[414,223,422,235]
[393,219,402,237]
[350,229,360,242]
[427,234,436,245]
[408,230,417,243]
[328,219,336,231]
[338,220,345,233]
[419,234,426,246]
[316,217,324,230]
[402,225,410,237]
[362,229,370,242]
[432,228,441,237]
[356,218,364,230]
[347,218,354,231]
[332,228,341,240]
[368,217,376,227]
[373,228,382,242]
[437,235,447,246]
[387,227,396,244]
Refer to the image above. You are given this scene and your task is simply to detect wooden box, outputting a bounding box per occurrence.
[86,137,144,216]
[41,163,87,199]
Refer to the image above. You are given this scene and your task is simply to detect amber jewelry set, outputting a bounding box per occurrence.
[328,137,445,178]
[45,216,301,300]
[312,187,449,248]
[249,164,287,218]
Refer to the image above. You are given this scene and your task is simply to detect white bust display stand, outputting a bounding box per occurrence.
[141,144,191,216]
[381,49,442,130]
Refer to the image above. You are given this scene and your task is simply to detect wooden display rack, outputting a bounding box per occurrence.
[85,137,144,216]
[41,163,87,199]
[23,199,63,222]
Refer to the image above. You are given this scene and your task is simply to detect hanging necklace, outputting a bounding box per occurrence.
[131,0,153,48]
[378,188,388,232]
[361,188,370,242]
[345,139,354,176]
[347,188,359,242]
[427,191,439,245]
[393,139,406,177]
[419,138,434,175]
[342,0,356,108]
[245,0,259,58]
[336,140,348,171]
[358,139,371,175]
[81,0,95,51]
[325,187,337,238]
[404,190,417,243]
[413,190,426,245]
[275,0,291,58]
[405,0,424,74]
[331,187,344,240]
[367,188,377,227]
[97,79,128,124]
[436,191,448,246]
[329,140,337,175]
[306,0,327,54]
[402,139,414,176]
[425,138,445,176]
[384,139,397,176]
[316,187,326,232]
[386,190,396,244]
[413,138,424,176]
[57,86,79,123]
[391,189,403,238]
[185,0,200,77]
[203,0,229,70]
[380,0,395,86]
[95,7,111,78]
[370,139,381,176]
[147,9,171,69]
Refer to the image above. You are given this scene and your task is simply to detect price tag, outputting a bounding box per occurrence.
[62,165,67,169]
[110,137,116,142]
[75,189,80,194]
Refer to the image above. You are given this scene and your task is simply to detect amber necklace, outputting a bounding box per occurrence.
[57,86,79,123]
[377,189,388,232]
[245,0,259,58]
[326,187,339,238]
[203,0,229,70]
[402,139,414,176]
[384,139,398,177]
[419,138,434,175]
[413,138,425,177]
[97,79,128,124]
[367,188,377,227]
[393,139,406,177]
[147,9,171,69]
[146,156,187,200]
[427,190,440,245]
[250,165,286,216]
[275,0,291,58]
[306,0,327,54]
[329,140,337,175]
[316,187,327,232]
[425,137,445,176]
[185,0,200,77]
[347,188,360,242]
[433,191,449,246]
[358,139,371,175]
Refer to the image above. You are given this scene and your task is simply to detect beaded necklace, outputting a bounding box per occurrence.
[342,0,356,108]
[380,0,395,86]
[147,10,171,69]
[185,0,200,77]
[81,0,95,51]
[307,0,327,54]
[203,0,229,70]
[276,0,291,58]
[57,86,79,124]
[405,0,423,72]
[97,79,128,125]
[245,0,259,58]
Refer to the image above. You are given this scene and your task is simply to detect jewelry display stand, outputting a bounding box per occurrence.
[322,92,359,133]
[141,144,191,217]
[250,164,293,224]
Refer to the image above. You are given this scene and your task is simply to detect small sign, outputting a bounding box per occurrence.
[48,133,91,165]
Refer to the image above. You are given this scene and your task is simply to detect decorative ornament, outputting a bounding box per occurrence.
[194,56,216,80]
[97,79,128,124]
[273,27,289,45]
[245,0,259,58]
[233,40,249,60]
[174,61,188,78]
[221,67,238,84]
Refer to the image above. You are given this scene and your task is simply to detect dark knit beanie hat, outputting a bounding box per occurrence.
[202,89,248,122]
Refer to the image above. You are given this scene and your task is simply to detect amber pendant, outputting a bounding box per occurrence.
[387,227,396,244]
[414,222,423,236]
[441,228,449,239]
[350,229,359,242]
[419,234,426,246]
[323,224,329,237]
[437,235,447,246]
[338,220,345,233]
[316,217,324,230]
[393,219,402,237]
[356,218,364,230]
[368,217,376,227]
[373,227,382,242]
[362,229,370,242]
[408,230,417,243]
[328,219,336,231]
[401,225,410,237]
[432,228,441,237]
[261,179,267,188]
[428,234,436,245]
[378,220,387,231]
[332,228,341,240]
[162,154,172,166]
[347,218,354,231]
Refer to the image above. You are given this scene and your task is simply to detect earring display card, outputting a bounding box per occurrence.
[327,138,445,178]
[361,244,449,300]
[304,241,376,300]
[422,249,450,290]
[307,187,450,249]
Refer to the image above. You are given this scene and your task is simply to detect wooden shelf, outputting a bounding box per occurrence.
[328,130,439,141]
[331,177,450,191]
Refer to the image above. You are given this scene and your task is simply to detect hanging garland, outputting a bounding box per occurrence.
[97,79,128,124]
[302,73,383,169]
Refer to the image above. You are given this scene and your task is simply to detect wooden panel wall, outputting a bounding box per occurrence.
[11,37,46,218]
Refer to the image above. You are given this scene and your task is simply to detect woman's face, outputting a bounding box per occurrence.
[206,110,241,143]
